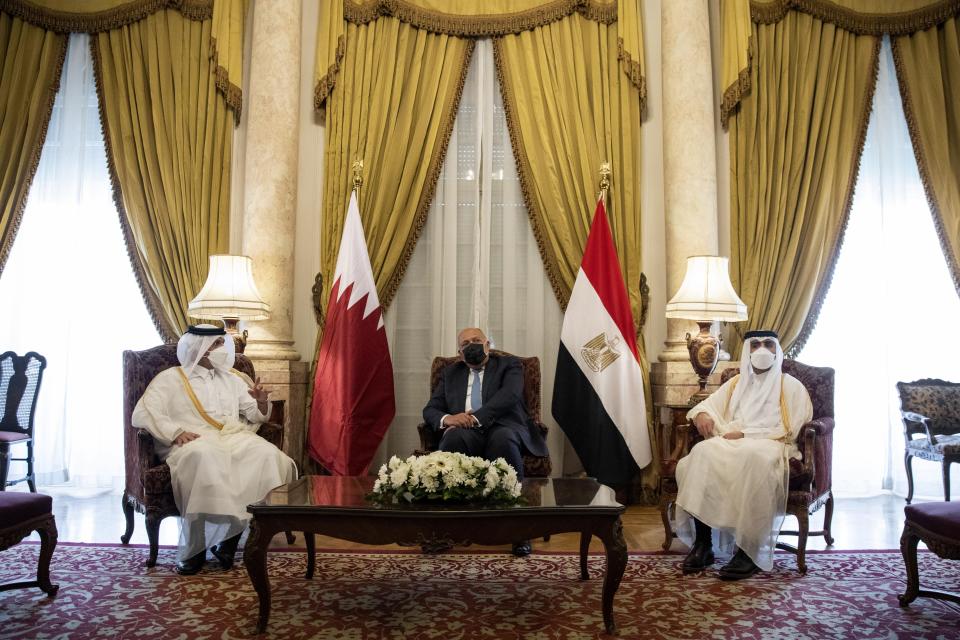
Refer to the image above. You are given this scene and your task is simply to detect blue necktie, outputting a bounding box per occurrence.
[471,371,483,411]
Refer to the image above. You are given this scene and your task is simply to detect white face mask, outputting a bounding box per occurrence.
[750,347,776,370]
[207,348,232,371]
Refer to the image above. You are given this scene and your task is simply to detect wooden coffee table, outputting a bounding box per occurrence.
[244,475,627,634]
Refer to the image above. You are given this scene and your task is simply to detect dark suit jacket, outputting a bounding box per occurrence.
[422,354,548,457]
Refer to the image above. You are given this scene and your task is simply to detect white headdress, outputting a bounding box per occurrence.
[727,331,784,431]
[176,324,235,377]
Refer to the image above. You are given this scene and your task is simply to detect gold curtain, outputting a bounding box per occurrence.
[92,8,232,341]
[319,17,473,314]
[0,13,66,275]
[729,12,880,355]
[892,16,960,297]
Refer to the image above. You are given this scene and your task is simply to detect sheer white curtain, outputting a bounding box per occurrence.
[798,38,960,499]
[0,34,160,490]
[373,40,568,474]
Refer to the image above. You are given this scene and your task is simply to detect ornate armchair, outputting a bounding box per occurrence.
[899,501,960,607]
[659,359,836,573]
[0,351,46,492]
[897,379,960,503]
[416,350,552,478]
[120,344,286,567]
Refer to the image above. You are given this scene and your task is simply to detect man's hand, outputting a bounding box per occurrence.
[248,377,270,405]
[723,431,744,440]
[693,413,716,438]
[443,412,475,429]
[173,431,200,446]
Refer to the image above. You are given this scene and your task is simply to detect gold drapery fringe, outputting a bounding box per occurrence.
[313,33,345,116]
[209,35,241,123]
[787,36,881,358]
[890,36,960,300]
[378,38,477,310]
[0,0,211,33]
[616,36,646,118]
[720,35,752,130]
[751,0,960,36]
[89,36,178,344]
[0,33,67,279]
[491,37,569,310]
[343,0,616,36]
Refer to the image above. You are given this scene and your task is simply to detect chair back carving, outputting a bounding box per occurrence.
[429,350,541,423]
[897,379,960,435]
[0,351,46,436]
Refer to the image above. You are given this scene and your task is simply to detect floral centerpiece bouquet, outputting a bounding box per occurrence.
[370,451,522,505]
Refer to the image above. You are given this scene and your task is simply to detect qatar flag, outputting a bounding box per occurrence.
[308,191,395,475]
[552,198,650,486]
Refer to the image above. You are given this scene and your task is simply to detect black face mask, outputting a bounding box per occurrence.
[462,343,486,366]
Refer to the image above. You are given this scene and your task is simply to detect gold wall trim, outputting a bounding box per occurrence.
[0,0,211,33]
[788,36,881,357]
[343,0,616,36]
[890,35,960,300]
[0,33,67,279]
[379,38,477,311]
[752,0,960,35]
[89,36,179,344]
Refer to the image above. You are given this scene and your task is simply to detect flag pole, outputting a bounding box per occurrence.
[598,161,611,204]
[352,158,364,208]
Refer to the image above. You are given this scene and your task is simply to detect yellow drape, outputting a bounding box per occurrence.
[0,13,66,275]
[720,0,752,128]
[209,0,244,120]
[92,8,232,341]
[892,16,960,297]
[319,17,473,316]
[495,14,652,489]
[729,12,880,355]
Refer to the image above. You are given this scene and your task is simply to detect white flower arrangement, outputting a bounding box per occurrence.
[370,451,522,505]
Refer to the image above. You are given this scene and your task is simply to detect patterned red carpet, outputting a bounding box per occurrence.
[1,543,958,639]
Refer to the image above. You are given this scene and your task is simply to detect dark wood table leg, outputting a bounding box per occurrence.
[579,532,590,580]
[305,531,316,579]
[244,518,273,633]
[598,517,628,635]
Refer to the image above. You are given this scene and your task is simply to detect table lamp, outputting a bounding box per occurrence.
[665,256,747,403]
[188,255,270,353]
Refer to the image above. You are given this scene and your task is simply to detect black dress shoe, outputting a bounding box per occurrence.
[175,551,206,575]
[211,533,242,570]
[511,540,532,557]
[718,548,761,580]
[682,541,715,574]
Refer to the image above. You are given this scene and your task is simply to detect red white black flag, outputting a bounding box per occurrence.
[308,191,396,475]
[551,198,651,485]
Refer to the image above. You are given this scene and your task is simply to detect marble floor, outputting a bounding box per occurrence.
[14,485,914,555]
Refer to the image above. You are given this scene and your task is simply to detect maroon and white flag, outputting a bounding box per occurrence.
[308,191,396,475]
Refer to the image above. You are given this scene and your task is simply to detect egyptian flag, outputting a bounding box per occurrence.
[552,198,651,486]
[308,191,396,475]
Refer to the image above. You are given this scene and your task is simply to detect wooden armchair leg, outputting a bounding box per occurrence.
[898,528,921,606]
[145,513,162,567]
[0,443,10,491]
[823,492,836,546]
[121,493,135,544]
[796,511,809,574]
[660,500,674,551]
[36,516,59,597]
[942,460,951,502]
[904,453,915,505]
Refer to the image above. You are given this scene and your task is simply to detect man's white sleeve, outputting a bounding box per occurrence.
[132,377,183,446]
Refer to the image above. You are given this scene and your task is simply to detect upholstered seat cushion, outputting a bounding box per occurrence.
[905,502,960,540]
[905,434,960,456]
[0,431,30,443]
[0,491,52,524]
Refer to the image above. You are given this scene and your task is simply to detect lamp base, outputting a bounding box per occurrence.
[222,317,248,354]
[685,321,721,405]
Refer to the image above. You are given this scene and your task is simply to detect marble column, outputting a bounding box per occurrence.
[241,0,309,469]
[659,0,720,363]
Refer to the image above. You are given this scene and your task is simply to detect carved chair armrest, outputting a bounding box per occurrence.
[417,422,440,451]
[796,426,817,489]
[135,428,160,474]
[902,411,937,445]
[256,422,284,449]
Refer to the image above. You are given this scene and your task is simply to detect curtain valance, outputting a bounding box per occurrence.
[315,0,644,113]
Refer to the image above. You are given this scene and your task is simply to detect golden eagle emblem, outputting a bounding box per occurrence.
[581,333,621,372]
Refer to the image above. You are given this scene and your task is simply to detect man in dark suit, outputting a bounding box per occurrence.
[422,327,549,556]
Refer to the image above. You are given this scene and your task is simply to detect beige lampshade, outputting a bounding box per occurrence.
[665,256,748,322]
[188,255,270,320]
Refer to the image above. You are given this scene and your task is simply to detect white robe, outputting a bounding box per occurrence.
[674,372,813,570]
[132,366,297,561]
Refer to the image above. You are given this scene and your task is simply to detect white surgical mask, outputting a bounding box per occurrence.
[207,348,232,371]
[750,347,776,370]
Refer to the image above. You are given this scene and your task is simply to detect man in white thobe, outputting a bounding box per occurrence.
[133,325,297,575]
[675,330,812,579]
